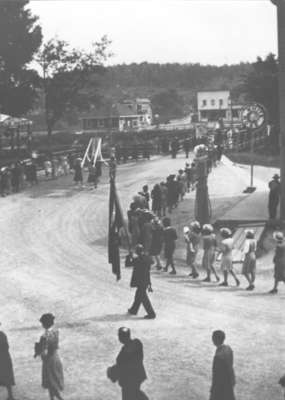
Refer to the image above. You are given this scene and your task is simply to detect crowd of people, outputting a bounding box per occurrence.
[125,159,285,297]
[0,160,38,196]
[1,317,285,400]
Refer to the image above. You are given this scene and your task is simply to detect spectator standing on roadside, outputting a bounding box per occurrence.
[74,158,83,186]
[183,137,191,158]
[268,174,281,220]
[0,323,15,400]
[210,330,236,400]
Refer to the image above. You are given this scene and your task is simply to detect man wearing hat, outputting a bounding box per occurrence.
[128,244,156,319]
[107,327,148,400]
[268,174,281,219]
[269,231,285,294]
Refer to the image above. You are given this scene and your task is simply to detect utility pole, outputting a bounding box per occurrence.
[271,0,285,221]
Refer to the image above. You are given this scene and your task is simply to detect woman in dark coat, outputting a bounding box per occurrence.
[0,327,15,400]
[150,218,164,270]
[151,184,162,216]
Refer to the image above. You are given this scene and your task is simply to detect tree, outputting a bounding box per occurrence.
[0,0,42,116]
[37,36,111,137]
[151,89,185,122]
[243,53,279,125]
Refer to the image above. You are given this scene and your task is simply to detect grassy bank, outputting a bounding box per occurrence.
[227,151,280,168]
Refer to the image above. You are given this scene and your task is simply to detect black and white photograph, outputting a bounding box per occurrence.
[0,0,284,399]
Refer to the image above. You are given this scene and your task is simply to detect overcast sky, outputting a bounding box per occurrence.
[30,0,278,66]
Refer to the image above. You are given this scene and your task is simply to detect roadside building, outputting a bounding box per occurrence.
[197,90,243,125]
[81,98,153,133]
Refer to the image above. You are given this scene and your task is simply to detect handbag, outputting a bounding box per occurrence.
[125,253,133,267]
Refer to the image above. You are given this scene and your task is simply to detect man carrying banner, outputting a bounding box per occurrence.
[128,244,156,319]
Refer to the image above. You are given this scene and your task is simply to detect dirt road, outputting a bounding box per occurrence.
[0,155,284,400]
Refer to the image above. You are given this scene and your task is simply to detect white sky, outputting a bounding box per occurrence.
[30,0,278,66]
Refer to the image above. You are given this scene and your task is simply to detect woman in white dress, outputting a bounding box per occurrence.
[219,228,240,287]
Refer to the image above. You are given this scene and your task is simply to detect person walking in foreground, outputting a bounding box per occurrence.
[269,231,285,294]
[242,229,257,290]
[107,327,149,400]
[219,228,240,287]
[0,324,15,400]
[35,313,64,400]
[201,224,219,282]
[128,244,156,319]
[162,217,178,275]
[184,221,201,278]
[210,330,236,400]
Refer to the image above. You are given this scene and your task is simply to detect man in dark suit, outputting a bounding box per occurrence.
[128,244,156,319]
[107,327,149,400]
[210,330,236,400]
[268,174,281,219]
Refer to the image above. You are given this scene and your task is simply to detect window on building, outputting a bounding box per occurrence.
[219,99,223,107]
[211,99,215,106]
[202,99,207,107]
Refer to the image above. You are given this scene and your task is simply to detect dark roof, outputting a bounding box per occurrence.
[81,102,139,119]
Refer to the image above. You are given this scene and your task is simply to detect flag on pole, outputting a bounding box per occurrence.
[108,178,124,280]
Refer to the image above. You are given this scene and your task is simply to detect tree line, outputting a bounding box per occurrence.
[0,0,279,137]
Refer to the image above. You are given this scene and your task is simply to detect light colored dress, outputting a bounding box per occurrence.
[242,239,257,275]
[185,231,200,265]
[220,238,234,272]
[40,328,64,394]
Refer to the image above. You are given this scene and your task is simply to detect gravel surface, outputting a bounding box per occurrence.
[0,154,284,400]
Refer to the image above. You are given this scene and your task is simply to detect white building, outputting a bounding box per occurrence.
[197,90,242,123]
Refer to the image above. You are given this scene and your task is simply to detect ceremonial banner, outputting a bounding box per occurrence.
[108,179,124,280]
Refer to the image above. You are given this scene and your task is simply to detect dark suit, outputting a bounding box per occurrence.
[129,255,155,317]
[210,344,235,400]
[268,179,280,219]
[116,338,148,400]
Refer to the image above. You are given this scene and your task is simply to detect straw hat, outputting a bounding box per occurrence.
[245,229,255,239]
[183,226,190,234]
[190,221,201,230]
[202,224,214,234]
[220,227,232,237]
[273,231,284,243]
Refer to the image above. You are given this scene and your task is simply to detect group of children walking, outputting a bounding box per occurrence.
[184,222,257,290]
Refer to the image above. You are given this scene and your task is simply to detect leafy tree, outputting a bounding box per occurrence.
[37,36,111,137]
[243,53,278,125]
[0,0,42,116]
[151,89,185,122]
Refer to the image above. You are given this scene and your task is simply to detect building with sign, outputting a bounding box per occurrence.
[197,90,243,124]
[81,98,153,133]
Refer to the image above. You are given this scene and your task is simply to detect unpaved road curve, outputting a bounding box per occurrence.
[0,155,284,400]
